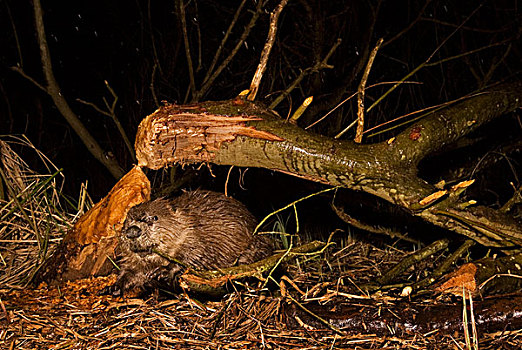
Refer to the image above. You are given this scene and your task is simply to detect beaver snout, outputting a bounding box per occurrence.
[125,225,142,239]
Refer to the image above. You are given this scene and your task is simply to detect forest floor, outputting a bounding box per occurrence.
[2,238,522,350]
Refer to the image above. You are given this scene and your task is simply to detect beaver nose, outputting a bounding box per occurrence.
[125,225,142,239]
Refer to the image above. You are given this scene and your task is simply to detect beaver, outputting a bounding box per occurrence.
[111,190,273,295]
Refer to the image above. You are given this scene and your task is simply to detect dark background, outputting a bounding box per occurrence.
[1,0,520,230]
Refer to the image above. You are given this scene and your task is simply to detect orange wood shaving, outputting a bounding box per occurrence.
[419,190,447,206]
[451,179,475,192]
[436,263,478,295]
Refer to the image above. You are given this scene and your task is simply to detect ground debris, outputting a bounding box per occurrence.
[284,294,522,335]
[2,241,522,349]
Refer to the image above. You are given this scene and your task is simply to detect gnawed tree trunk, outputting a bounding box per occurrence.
[33,166,150,285]
[135,80,522,248]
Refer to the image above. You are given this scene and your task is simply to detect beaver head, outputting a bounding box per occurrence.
[121,198,172,256]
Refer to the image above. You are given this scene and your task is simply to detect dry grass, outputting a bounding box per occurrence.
[0,136,91,287]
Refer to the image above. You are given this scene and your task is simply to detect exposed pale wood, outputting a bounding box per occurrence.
[33,166,151,284]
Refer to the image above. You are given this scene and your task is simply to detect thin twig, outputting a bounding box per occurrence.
[377,239,450,285]
[421,17,507,34]
[203,0,248,84]
[413,239,475,290]
[104,81,136,161]
[426,38,511,67]
[270,38,341,109]
[247,0,289,101]
[364,92,482,138]
[193,1,202,72]
[254,187,339,234]
[76,98,111,117]
[480,42,512,88]
[347,38,383,142]
[177,0,196,102]
[193,0,264,102]
[366,4,484,115]
[286,294,345,335]
[383,0,432,48]
[428,4,483,63]
[150,63,160,107]
[367,64,425,114]
[501,184,522,213]
[10,67,47,93]
[331,202,419,244]
[147,0,163,76]
[305,80,420,130]
[5,0,23,68]
[224,165,234,197]
[77,82,136,162]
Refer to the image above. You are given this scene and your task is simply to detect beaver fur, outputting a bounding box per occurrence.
[113,190,273,295]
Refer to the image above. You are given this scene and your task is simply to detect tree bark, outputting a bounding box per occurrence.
[134,79,522,248]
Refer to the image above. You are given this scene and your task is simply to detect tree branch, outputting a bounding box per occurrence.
[31,0,124,179]
[134,79,522,247]
[247,0,288,101]
[177,0,196,102]
[390,80,522,166]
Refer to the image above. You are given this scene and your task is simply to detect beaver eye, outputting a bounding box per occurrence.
[145,215,158,224]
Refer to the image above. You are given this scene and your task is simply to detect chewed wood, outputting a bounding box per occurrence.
[74,166,151,245]
[135,101,283,169]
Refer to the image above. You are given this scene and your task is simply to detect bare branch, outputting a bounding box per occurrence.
[203,0,248,83]
[354,38,383,142]
[5,1,24,68]
[247,0,289,101]
[10,66,46,93]
[383,0,432,48]
[32,0,124,179]
[177,0,196,102]
[150,63,160,108]
[76,98,112,117]
[305,81,421,130]
[192,0,264,102]
[147,0,163,76]
[78,82,136,162]
[336,38,383,141]
[367,5,485,115]
[269,38,341,110]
